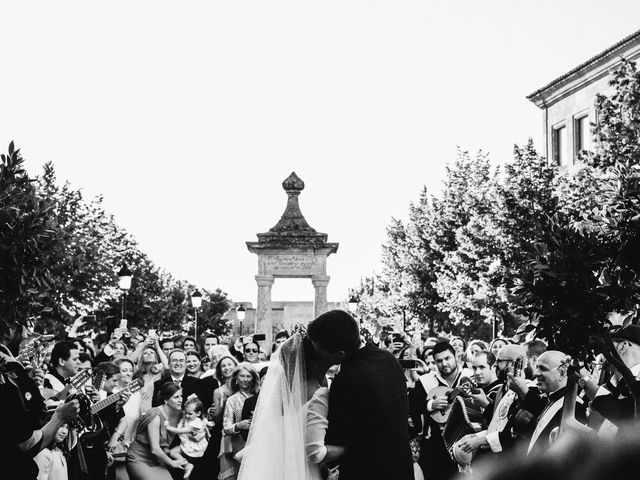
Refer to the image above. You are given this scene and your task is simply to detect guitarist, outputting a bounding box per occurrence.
[44,341,80,394]
[523,351,587,456]
[587,325,640,430]
[70,361,131,480]
[409,342,468,480]
[469,350,501,409]
[457,345,540,460]
[1,320,80,479]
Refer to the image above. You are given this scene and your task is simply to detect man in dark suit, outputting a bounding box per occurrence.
[152,349,199,407]
[521,350,586,456]
[590,325,640,429]
[308,310,414,480]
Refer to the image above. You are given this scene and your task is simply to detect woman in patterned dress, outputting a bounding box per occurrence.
[219,363,259,480]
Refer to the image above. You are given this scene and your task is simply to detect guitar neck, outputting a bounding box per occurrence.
[558,367,579,435]
[52,382,75,401]
[91,391,123,414]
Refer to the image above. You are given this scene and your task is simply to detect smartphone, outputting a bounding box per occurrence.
[391,333,405,344]
[148,329,157,338]
[253,334,266,342]
[399,359,420,369]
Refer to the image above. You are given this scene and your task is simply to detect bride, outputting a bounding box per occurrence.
[237,331,344,480]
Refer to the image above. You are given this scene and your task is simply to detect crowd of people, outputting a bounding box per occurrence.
[2,311,640,480]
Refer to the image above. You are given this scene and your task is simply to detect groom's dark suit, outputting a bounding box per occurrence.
[326,343,414,480]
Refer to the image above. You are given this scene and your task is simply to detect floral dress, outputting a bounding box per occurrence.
[219,391,251,480]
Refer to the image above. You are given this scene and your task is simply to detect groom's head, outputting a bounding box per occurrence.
[307,310,360,365]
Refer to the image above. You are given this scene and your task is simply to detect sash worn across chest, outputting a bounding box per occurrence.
[487,389,516,435]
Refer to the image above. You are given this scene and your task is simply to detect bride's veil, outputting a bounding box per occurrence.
[238,332,309,480]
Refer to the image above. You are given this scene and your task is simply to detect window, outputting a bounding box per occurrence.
[574,115,590,155]
[553,125,567,166]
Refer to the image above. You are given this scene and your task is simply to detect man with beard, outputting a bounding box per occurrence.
[523,339,547,380]
[410,341,469,480]
[457,344,540,458]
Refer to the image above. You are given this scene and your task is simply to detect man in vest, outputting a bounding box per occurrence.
[410,341,469,480]
[44,341,80,393]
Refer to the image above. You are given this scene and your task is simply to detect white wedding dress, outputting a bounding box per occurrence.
[237,334,326,480]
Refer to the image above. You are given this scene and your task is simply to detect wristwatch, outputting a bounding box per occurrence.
[578,375,591,388]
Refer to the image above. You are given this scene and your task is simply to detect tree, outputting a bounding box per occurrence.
[0,143,57,327]
[494,140,559,334]
[1,143,233,337]
[36,163,138,332]
[431,150,501,339]
[589,58,640,170]
[513,59,640,420]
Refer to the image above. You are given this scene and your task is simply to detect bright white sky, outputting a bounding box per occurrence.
[2,1,639,306]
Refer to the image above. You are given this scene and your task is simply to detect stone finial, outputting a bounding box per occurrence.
[282,172,305,193]
[268,172,314,234]
[246,172,338,253]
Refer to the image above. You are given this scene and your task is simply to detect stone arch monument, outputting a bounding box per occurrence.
[246,172,339,348]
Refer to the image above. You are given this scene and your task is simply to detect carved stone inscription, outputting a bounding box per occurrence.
[264,254,323,276]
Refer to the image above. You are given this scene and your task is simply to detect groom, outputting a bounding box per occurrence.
[308,310,414,480]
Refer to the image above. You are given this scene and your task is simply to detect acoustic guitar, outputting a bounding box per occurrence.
[427,377,479,424]
[42,369,93,402]
[72,378,144,439]
[450,354,527,466]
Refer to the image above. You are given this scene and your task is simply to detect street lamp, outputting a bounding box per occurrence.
[191,289,203,339]
[348,296,362,327]
[237,305,246,336]
[117,263,133,320]
[348,296,358,315]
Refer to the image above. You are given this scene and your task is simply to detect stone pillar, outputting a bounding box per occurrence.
[255,274,275,347]
[312,275,330,318]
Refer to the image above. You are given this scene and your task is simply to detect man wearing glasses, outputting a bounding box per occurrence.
[151,349,199,406]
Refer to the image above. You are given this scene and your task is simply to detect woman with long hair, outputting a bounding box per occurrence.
[134,346,165,414]
[237,332,343,480]
[198,355,238,480]
[219,363,259,480]
[111,358,141,480]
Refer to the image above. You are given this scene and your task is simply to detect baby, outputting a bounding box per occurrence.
[165,395,211,479]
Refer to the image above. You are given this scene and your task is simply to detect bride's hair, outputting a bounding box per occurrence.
[276,334,312,389]
[307,310,360,354]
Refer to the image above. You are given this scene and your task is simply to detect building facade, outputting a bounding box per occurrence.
[528,30,640,166]
[224,301,348,337]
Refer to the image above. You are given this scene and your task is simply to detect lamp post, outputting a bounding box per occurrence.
[348,296,360,326]
[117,264,133,320]
[191,289,203,340]
[236,305,246,336]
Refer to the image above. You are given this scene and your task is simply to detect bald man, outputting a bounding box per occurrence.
[457,344,540,460]
[522,350,587,456]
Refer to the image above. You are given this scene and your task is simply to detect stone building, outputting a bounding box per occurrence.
[223,300,348,338]
[528,30,640,166]
[237,172,340,348]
